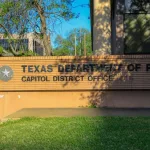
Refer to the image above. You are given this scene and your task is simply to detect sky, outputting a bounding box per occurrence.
[51,0,91,47]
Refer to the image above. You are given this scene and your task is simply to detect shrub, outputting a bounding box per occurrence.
[0,46,3,55]
[24,50,38,56]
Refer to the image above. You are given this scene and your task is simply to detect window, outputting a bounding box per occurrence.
[112,0,150,54]
[0,39,28,52]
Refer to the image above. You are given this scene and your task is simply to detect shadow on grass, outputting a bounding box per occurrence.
[0,117,150,150]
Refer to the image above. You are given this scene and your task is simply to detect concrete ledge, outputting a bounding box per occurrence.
[1,91,150,120]
[5,108,150,118]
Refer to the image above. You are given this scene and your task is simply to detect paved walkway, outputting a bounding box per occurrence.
[6,108,150,118]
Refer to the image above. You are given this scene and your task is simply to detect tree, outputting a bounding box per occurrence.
[53,35,73,56]
[53,28,92,56]
[0,0,76,56]
[0,0,30,55]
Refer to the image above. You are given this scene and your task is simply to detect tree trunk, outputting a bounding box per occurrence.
[0,24,22,56]
[34,0,51,56]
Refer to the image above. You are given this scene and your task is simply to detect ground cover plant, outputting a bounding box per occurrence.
[0,117,150,150]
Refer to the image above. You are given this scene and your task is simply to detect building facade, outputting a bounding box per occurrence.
[0,33,45,56]
[93,0,150,55]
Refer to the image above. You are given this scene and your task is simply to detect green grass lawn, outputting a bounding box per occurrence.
[0,117,150,150]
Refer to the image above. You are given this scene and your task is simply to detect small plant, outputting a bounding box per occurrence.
[0,46,3,55]
[78,104,97,108]
[88,104,97,108]
[21,50,38,56]
[26,50,38,56]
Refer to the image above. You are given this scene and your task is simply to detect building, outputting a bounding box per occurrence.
[93,0,150,55]
[0,33,46,56]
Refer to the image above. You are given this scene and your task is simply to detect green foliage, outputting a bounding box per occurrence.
[53,48,71,56]
[88,104,97,108]
[25,0,76,31]
[0,0,29,34]
[0,48,37,56]
[24,50,38,56]
[17,50,38,56]
[0,46,3,54]
[0,0,76,56]
[53,28,93,56]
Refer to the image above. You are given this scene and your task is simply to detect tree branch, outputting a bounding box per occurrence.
[0,23,22,56]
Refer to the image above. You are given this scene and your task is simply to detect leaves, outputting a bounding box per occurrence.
[53,28,92,56]
[0,0,89,56]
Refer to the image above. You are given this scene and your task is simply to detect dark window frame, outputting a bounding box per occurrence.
[123,12,150,55]
[111,0,150,55]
